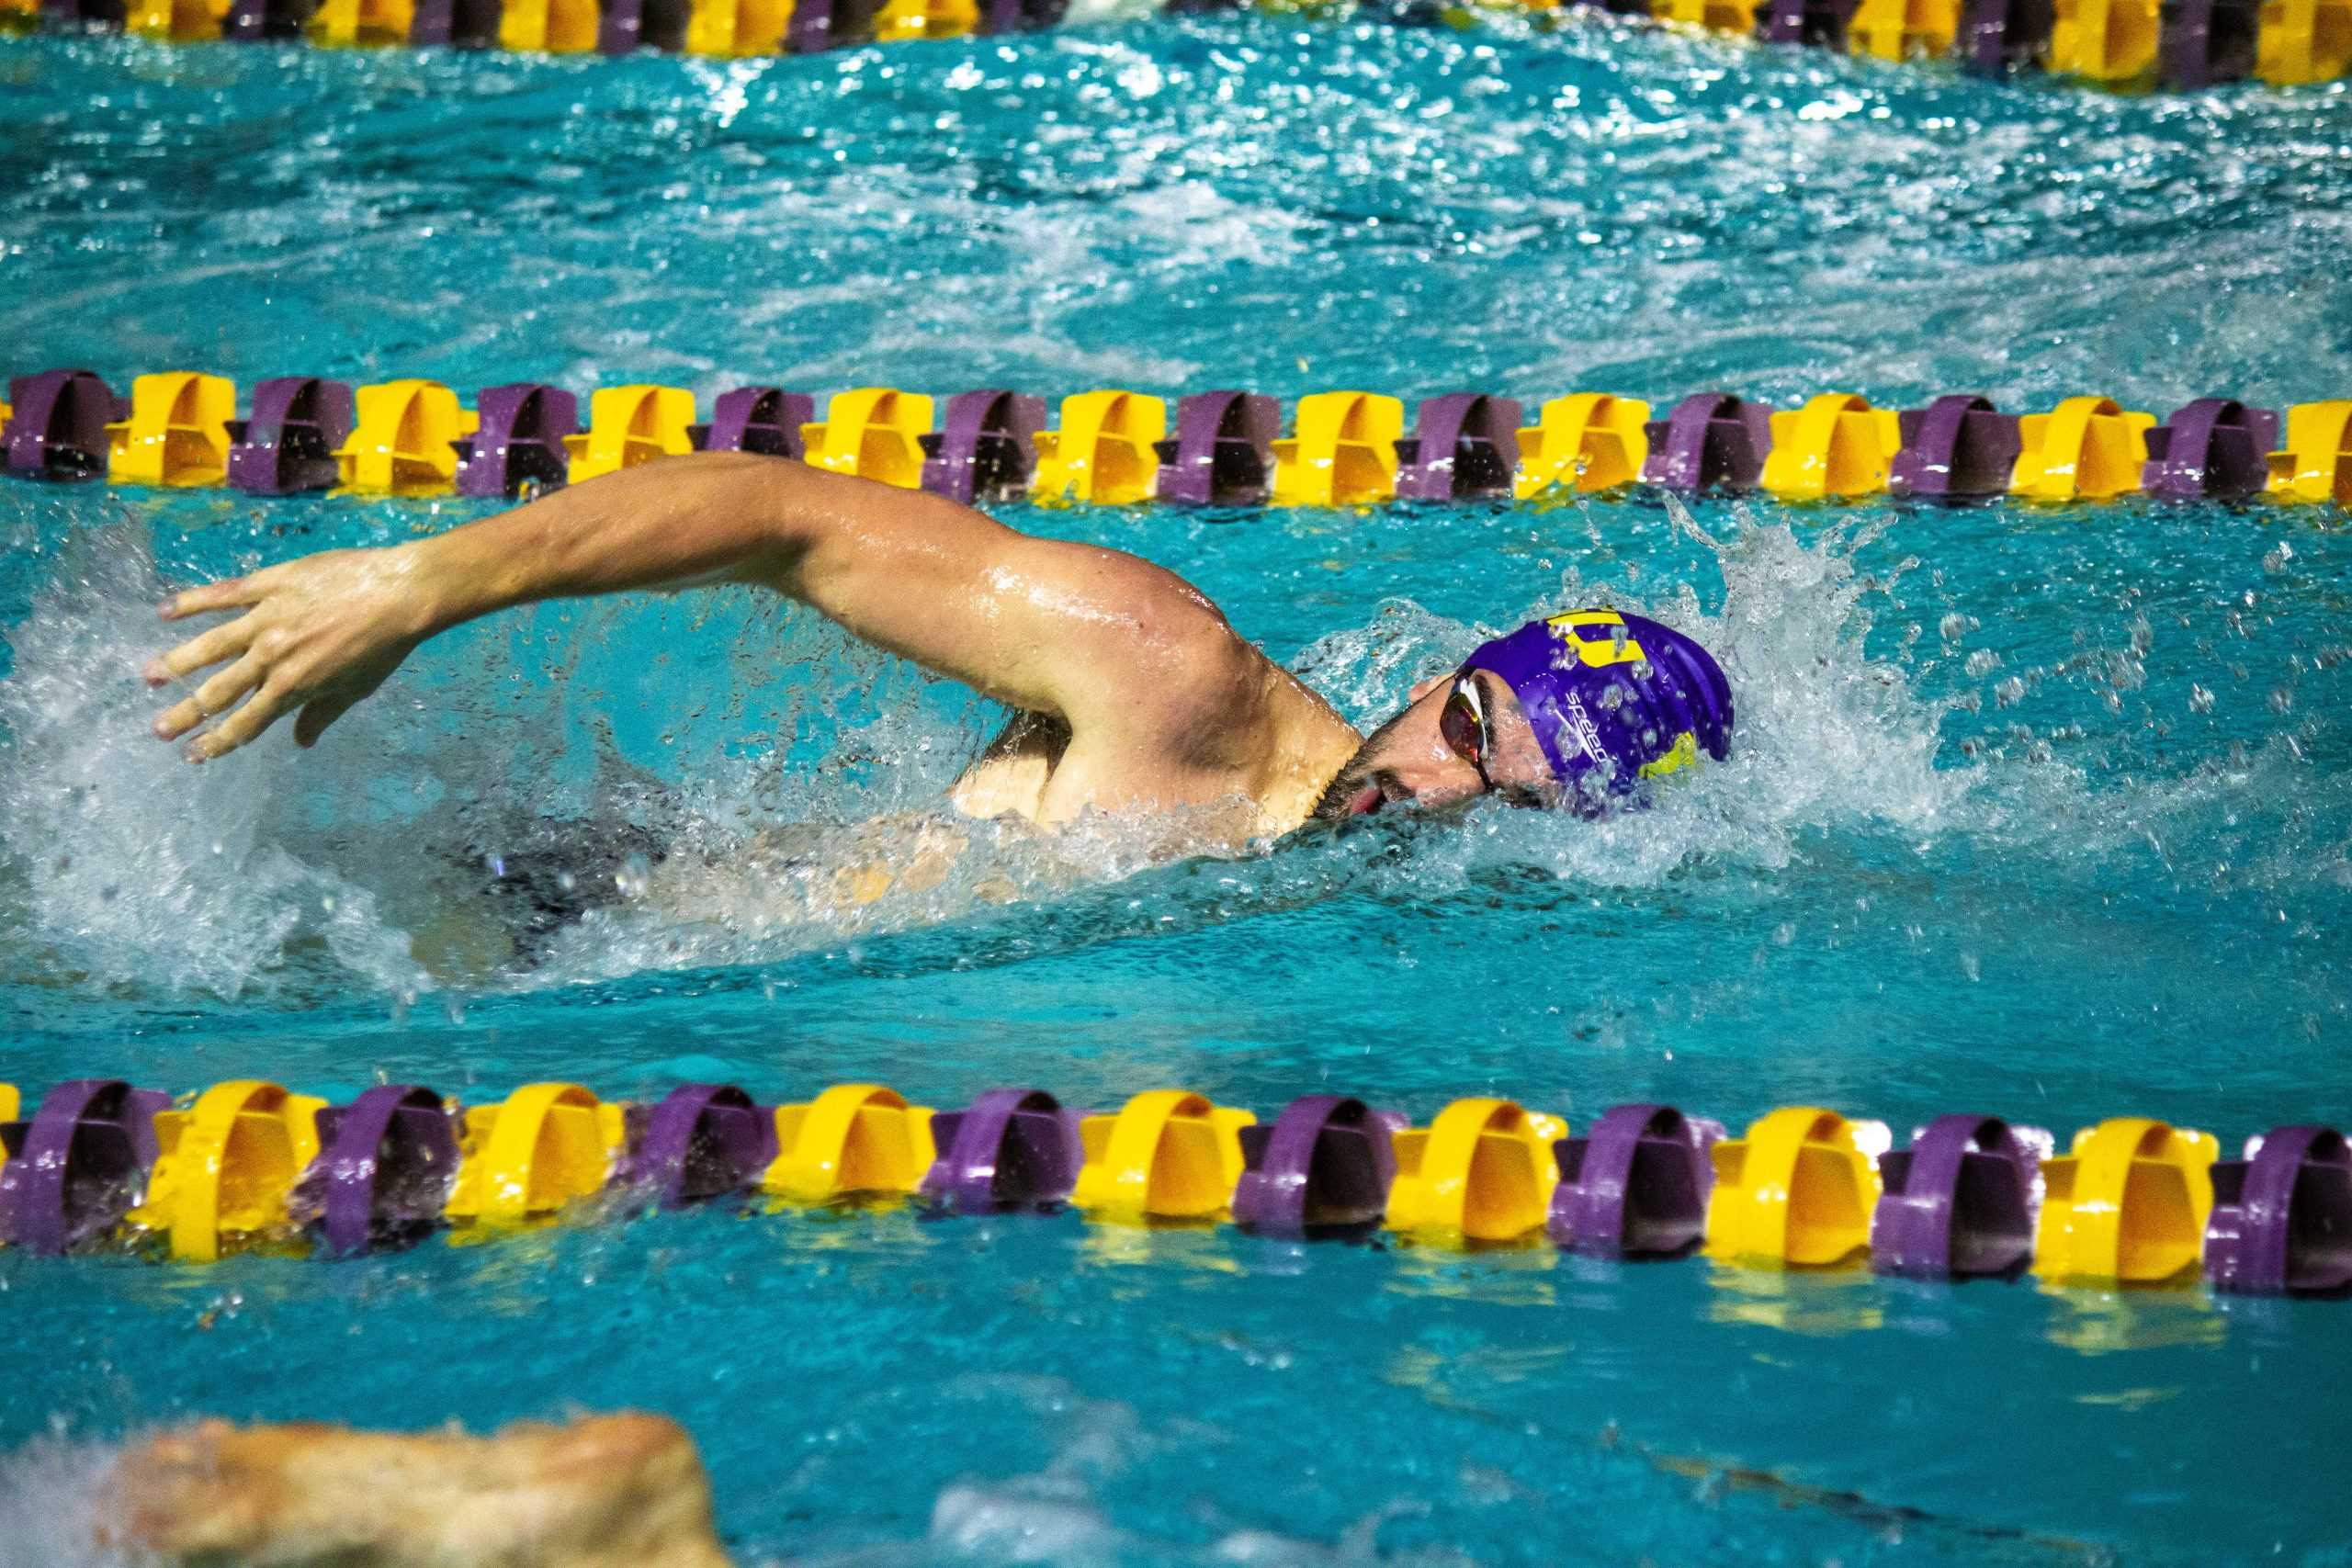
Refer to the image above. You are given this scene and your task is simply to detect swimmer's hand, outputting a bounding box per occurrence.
[146,545,436,761]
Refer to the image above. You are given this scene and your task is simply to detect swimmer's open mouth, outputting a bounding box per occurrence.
[1346,774,1412,817]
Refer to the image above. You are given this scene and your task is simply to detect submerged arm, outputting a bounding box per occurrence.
[149,453,1258,761]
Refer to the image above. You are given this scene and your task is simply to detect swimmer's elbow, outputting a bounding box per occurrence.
[707,453,838,591]
[766,462,1014,607]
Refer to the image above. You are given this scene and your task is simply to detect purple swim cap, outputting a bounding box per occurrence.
[1460,610,1733,808]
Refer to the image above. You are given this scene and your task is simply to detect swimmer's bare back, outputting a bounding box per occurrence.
[143,454,1366,842]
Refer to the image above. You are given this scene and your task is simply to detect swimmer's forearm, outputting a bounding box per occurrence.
[411,452,810,631]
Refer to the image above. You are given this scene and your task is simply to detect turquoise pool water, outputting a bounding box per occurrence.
[3,17,2351,1567]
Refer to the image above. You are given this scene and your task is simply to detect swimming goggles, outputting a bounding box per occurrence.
[1438,671,1496,793]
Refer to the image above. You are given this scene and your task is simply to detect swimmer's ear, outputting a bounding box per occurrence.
[1408,675,1446,702]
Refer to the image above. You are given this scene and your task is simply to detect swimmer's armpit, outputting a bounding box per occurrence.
[101,1412,733,1568]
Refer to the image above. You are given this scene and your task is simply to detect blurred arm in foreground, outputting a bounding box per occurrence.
[104,1411,731,1568]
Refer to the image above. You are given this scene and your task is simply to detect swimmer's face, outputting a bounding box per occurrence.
[1310,668,1557,821]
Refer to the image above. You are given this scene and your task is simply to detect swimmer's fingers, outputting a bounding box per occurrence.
[152,653,266,743]
[143,617,254,688]
[186,679,297,763]
[158,572,268,623]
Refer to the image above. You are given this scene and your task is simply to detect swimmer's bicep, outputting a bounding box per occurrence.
[777,484,1059,709]
[956,536,1257,739]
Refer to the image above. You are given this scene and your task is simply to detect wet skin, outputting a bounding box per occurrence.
[140,453,1550,848]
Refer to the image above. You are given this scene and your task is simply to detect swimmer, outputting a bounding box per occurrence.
[143,454,1732,844]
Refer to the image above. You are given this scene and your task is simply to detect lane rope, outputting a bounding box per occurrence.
[8,372,2350,507]
[1,1076,2346,1296]
[8,0,2349,93]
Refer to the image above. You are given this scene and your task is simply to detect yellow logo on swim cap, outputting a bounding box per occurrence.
[1545,611,1698,781]
[1544,609,1649,671]
[1638,730,1701,780]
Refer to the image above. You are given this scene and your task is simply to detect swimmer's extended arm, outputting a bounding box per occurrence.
[149,453,1265,761]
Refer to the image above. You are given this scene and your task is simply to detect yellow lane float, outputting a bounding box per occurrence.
[334,379,476,496]
[2049,0,2161,80]
[306,0,412,43]
[497,0,597,48]
[1704,1107,1883,1268]
[873,0,977,39]
[2266,400,2352,504]
[1031,389,1167,506]
[1514,393,1652,497]
[564,384,698,482]
[1069,1089,1255,1223]
[2256,0,2352,82]
[1272,391,1403,507]
[1385,1098,1567,1244]
[445,1082,627,1226]
[126,0,228,39]
[1654,0,1764,31]
[106,372,236,488]
[1847,0,1959,57]
[1759,392,1903,502]
[800,388,934,490]
[2034,1117,2218,1284]
[126,1080,327,1262]
[2009,396,2156,502]
[684,0,791,51]
[763,1083,938,1202]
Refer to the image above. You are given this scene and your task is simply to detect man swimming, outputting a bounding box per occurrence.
[143,452,1733,843]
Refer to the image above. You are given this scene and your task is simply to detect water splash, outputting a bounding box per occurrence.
[0,1436,124,1568]
[0,503,2005,1002]
[1290,501,1973,893]
[0,525,427,1004]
